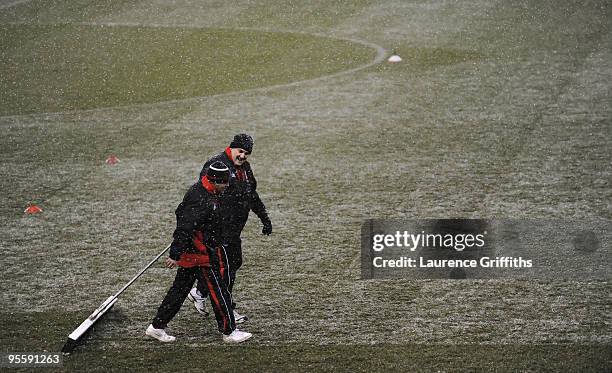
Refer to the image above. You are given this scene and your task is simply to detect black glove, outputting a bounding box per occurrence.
[261,218,272,235]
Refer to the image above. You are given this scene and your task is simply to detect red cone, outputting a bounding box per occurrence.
[105,154,120,165]
[24,204,43,214]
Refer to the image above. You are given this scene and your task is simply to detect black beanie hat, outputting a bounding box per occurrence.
[229,133,254,153]
[207,161,229,184]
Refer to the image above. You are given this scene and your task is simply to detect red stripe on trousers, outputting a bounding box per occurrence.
[217,247,226,281]
[201,267,228,332]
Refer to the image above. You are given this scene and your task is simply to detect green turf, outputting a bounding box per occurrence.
[0,24,375,116]
[1,311,610,372]
[0,0,610,372]
[0,0,132,24]
[60,345,612,372]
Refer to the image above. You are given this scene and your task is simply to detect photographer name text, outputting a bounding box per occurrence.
[373,256,532,268]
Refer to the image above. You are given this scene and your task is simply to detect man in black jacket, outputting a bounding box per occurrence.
[188,134,272,323]
[146,162,252,344]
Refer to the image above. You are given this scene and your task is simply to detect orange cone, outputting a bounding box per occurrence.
[105,154,120,165]
[24,204,43,214]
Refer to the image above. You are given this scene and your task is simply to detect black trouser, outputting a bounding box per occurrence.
[196,238,242,309]
[151,248,236,335]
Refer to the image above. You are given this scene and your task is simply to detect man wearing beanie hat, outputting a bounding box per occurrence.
[146,161,253,344]
[187,133,272,323]
[229,133,254,154]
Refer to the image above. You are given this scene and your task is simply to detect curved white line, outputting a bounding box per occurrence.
[0,0,32,10]
[0,22,387,120]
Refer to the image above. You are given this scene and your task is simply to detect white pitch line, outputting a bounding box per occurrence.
[0,21,387,120]
[0,0,32,10]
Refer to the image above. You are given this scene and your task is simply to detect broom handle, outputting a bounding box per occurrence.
[113,244,171,298]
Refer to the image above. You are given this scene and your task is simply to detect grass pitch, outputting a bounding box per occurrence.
[0,0,610,372]
[0,24,375,115]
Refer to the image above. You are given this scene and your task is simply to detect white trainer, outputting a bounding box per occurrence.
[145,324,176,342]
[187,288,209,316]
[233,310,248,324]
[222,329,252,344]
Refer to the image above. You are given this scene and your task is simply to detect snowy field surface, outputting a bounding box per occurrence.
[0,0,610,371]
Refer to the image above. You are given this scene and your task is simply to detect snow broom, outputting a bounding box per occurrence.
[61,244,170,354]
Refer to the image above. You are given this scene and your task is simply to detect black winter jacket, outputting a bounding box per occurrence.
[169,179,227,261]
[198,148,269,239]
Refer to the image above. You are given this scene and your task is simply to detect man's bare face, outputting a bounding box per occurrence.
[213,182,228,193]
[231,148,250,166]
